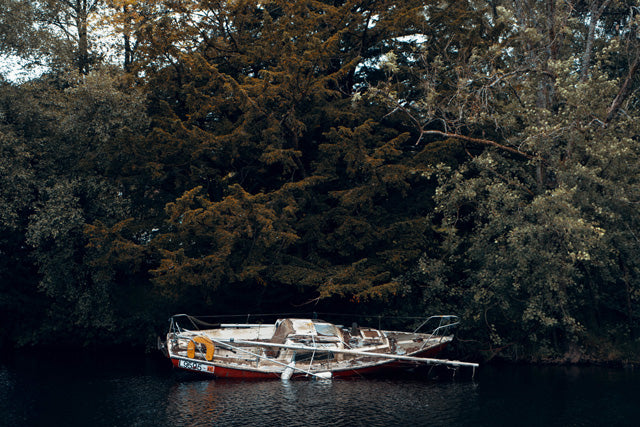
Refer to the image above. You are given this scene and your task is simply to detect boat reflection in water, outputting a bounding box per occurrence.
[163,375,480,426]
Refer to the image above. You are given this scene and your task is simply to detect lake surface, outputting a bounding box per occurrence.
[1,350,638,426]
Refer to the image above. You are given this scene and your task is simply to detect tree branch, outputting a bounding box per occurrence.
[580,0,612,81]
[605,51,640,124]
[421,130,539,160]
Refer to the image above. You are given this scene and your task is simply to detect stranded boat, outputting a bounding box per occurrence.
[163,314,478,379]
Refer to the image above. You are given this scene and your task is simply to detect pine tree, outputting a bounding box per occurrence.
[132,0,438,309]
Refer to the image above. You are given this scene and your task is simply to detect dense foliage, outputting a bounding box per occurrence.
[1,0,639,362]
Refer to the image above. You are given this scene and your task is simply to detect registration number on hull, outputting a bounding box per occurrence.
[178,359,215,374]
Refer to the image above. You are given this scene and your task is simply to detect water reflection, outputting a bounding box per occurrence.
[1,352,639,426]
[162,375,479,426]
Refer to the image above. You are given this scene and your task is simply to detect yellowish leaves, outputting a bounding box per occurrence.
[259,148,302,172]
[154,183,305,288]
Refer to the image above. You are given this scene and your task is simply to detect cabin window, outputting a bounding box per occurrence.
[314,323,338,337]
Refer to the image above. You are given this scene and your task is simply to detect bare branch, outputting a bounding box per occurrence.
[605,51,640,124]
[580,0,613,81]
[421,130,540,160]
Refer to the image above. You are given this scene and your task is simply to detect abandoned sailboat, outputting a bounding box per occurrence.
[163,314,478,379]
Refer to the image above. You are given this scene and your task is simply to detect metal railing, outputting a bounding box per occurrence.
[412,315,459,336]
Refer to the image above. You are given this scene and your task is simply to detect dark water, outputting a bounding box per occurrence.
[1,351,638,426]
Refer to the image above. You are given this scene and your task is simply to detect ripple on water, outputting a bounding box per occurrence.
[161,377,480,427]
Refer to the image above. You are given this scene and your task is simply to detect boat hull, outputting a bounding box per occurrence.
[170,340,450,379]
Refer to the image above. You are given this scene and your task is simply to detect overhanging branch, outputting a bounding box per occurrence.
[605,52,640,124]
[421,130,539,160]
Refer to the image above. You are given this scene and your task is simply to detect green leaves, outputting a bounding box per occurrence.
[393,0,640,359]
[0,129,33,230]
[2,0,640,358]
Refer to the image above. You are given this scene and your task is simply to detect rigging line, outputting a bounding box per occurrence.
[308,334,317,375]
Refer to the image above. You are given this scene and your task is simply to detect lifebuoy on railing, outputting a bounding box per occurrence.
[187,336,215,361]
